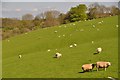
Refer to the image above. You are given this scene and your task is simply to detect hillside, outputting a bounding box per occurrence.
[2,16,118,78]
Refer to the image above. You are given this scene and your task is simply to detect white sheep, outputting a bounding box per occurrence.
[82,63,96,72]
[96,61,111,71]
[69,45,73,48]
[116,25,118,28]
[47,49,51,52]
[64,26,67,28]
[93,25,95,27]
[96,47,102,53]
[19,55,22,58]
[63,34,65,37]
[58,36,61,38]
[73,23,75,25]
[25,33,28,34]
[97,29,100,31]
[7,40,10,42]
[98,22,102,24]
[80,29,84,32]
[108,77,116,80]
[54,30,58,33]
[55,52,62,58]
[73,43,77,47]
[92,41,94,44]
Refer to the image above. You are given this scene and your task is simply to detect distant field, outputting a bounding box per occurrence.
[2,16,118,78]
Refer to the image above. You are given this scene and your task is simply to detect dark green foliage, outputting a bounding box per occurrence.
[65,4,87,22]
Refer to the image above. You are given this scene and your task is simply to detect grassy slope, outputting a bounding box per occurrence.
[2,16,118,78]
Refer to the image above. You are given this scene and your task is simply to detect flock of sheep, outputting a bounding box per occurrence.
[54,47,111,73]
[17,20,117,79]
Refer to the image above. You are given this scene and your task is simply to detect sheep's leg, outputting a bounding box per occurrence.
[97,68,99,71]
[105,68,106,71]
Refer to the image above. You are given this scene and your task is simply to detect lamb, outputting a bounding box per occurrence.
[69,45,73,48]
[96,47,102,53]
[19,55,22,58]
[55,52,62,58]
[96,61,111,71]
[82,63,96,72]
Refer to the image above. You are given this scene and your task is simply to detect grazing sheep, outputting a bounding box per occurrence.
[116,25,118,27]
[73,43,77,47]
[63,34,65,37]
[58,36,61,38]
[54,31,58,33]
[98,22,102,24]
[82,63,96,72]
[92,41,94,44]
[7,40,10,42]
[64,26,67,28]
[55,52,62,58]
[96,61,111,71]
[19,55,22,58]
[96,47,102,53]
[47,49,51,52]
[69,45,73,48]
[93,25,95,27]
[108,77,116,80]
[73,23,75,25]
[80,29,84,32]
[97,29,100,31]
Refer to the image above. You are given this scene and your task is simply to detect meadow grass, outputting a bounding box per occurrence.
[2,16,118,78]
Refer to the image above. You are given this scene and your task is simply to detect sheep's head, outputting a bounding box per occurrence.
[91,63,96,69]
[107,62,111,66]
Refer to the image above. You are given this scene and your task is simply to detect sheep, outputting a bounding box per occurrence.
[73,23,75,25]
[19,55,22,58]
[93,25,95,27]
[108,76,116,80]
[82,63,96,72]
[63,34,65,37]
[96,61,111,71]
[92,41,94,44]
[7,40,10,42]
[47,49,51,52]
[58,36,61,38]
[98,22,102,24]
[55,52,62,58]
[73,43,77,47]
[69,45,73,48]
[96,47,102,54]
[64,26,67,28]
[54,30,58,33]
[80,29,84,32]
[116,25,118,28]
[25,33,28,34]
[97,28,100,31]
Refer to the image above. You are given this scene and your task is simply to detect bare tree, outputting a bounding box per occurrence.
[22,13,34,20]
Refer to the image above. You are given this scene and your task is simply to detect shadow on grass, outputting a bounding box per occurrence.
[93,52,99,55]
[78,70,97,74]
[53,56,57,58]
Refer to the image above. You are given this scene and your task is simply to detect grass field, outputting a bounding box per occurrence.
[2,16,118,78]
